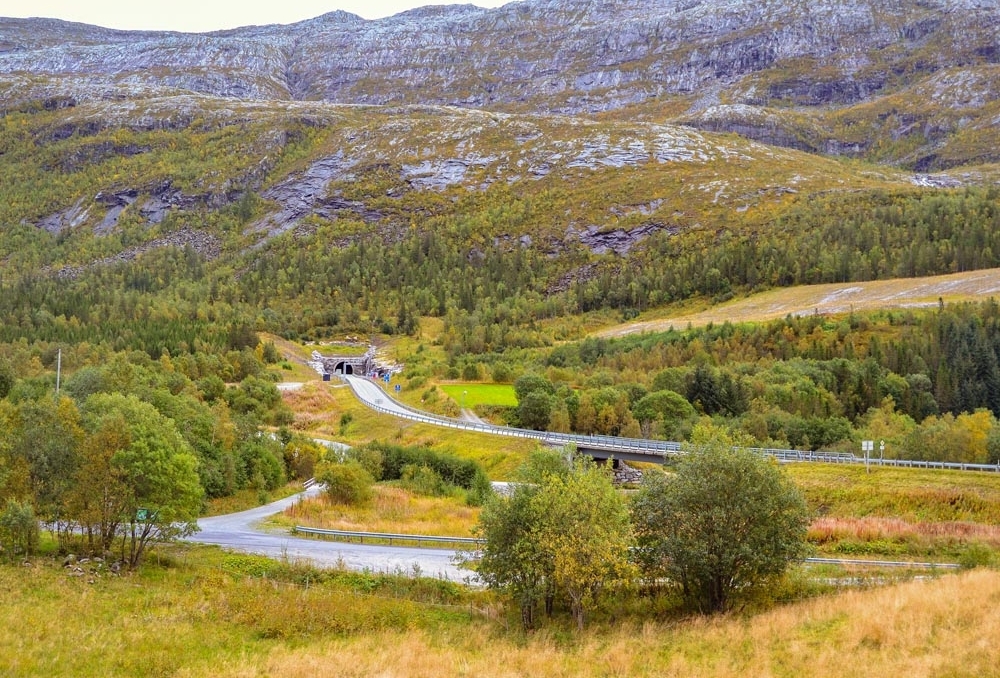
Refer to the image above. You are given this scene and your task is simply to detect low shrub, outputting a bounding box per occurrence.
[399,464,451,497]
[0,500,39,561]
[360,442,483,490]
[316,461,375,506]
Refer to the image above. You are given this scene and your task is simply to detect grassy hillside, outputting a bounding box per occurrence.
[7,90,1000,361]
[598,267,1000,336]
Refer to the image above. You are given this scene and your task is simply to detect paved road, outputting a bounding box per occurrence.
[342,375,1000,473]
[346,375,418,418]
[188,488,472,581]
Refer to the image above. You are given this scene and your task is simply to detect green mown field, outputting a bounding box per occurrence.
[440,384,518,408]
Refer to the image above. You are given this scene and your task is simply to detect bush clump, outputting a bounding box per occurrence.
[0,500,39,561]
[316,461,375,506]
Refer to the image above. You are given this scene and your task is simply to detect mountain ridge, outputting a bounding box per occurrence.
[3,0,1000,170]
[3,0,1000,290]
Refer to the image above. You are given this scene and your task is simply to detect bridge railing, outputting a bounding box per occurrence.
[341,376,1000,473]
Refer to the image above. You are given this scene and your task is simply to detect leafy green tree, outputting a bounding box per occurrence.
[196,374,226,402]
[283,436,324,480]
[513,373,554,402]
[518,390,553,431]
[9,396,83,542]
[491,362,512,383]
[0,499,39,561]
[399,464,448,497]
[0,357,15,400]
[532,458,636,630]
[632,424,810,613]
[515,447,572,484]
[69,410,132,554]
[474,484,551,630]
[632,390,695,437]
[80,393,203,569]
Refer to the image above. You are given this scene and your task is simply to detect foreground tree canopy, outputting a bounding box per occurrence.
[475,451,634,630]
[632,425,811,613]
[0,345,305,567]
[79,393,204,569]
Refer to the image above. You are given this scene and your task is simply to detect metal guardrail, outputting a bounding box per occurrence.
[293,525,481,547]
[295,525,962,569]
[803,557,959,569]
[341,376,1000,473]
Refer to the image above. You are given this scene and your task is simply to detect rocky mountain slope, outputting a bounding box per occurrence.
[0,94,917,266]
[3,0,1000,169]
[3,0,1000,287]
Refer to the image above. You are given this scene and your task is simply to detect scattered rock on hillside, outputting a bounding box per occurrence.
[574,222,675,256]
[54,227,221,280]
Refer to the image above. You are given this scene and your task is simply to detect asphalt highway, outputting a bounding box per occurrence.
[187,487,473,581]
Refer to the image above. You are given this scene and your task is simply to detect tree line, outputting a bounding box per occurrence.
[495,302,1000,463]
[0,344,317,566]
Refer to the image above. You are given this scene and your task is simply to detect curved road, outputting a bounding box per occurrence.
[186,486,959,578]
[188,487,471,581]
[343,375,1000,473]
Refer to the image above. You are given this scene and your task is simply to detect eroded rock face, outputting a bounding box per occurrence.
[250,152,360,238]
[3,0,999,117]
[38,198,91,234]
[573,222,676,256]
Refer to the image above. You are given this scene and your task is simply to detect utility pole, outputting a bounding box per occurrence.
[55,348,61,394]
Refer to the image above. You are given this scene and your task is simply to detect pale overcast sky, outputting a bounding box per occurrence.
[1,0,515,32]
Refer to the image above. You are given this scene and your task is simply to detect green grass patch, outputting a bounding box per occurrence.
[440,384,518,408]
[0,545,478,678]
[787,464,1000,523]
[204,482,305,517]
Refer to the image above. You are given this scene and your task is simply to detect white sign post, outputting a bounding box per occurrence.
[862,440,874,473]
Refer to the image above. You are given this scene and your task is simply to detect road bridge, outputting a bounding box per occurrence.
[341,375,1000,473]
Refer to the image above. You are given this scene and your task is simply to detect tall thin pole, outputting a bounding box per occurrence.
[56,348,61,394]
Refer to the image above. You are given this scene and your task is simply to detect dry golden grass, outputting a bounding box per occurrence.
[599,267,1000,336]
[212,570,1000,678]
[5,547,1000,677]
[277,487,480,537]
[809,516,1000,547]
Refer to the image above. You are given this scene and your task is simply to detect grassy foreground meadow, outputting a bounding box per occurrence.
[3,546,999,678]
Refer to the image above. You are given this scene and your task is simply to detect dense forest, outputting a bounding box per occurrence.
[5,185,1000,355]
[476,302,1000,465]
